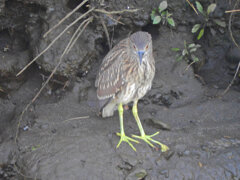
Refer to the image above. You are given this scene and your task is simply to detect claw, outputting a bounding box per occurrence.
[132,132,169,152]
[116,133,139,151]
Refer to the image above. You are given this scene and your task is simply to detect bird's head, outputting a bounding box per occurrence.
[129,31,152,65]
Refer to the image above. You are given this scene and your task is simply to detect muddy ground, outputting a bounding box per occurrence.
[0,0,240,180]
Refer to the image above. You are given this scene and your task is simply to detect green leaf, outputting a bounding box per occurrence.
[182,49,188,56]
[171,48,180,52]
[161,11,167,16]
[167,17,175,27]
[176,55,183,61]
[150,10,156,21]
[153,16,161,24]
[188,43,196,48]
[190,48,197,52]
[191,54,199,62]
[192,24,201,33]
[184,40,187,49]
[213,19,226,28]
[159,1,168,12]
[195,44,201,48]
[196,1,204,14]
[207,3,216,15]
[31,145,40,151]
[135,171,147,179]
[197,28,204,40]
[167,12,172,18]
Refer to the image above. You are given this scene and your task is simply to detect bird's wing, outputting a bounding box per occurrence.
[95,39,129,100]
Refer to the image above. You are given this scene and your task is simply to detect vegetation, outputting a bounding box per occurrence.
[171,41,201,66]
[191,1,226,40]
[151,1,175,27]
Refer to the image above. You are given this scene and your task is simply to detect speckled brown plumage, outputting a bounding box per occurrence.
[95,31,155,117]
[95,31,169,152]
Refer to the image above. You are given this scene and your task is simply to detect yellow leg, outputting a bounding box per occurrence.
[131,100,169,152]
[116,103,139,151]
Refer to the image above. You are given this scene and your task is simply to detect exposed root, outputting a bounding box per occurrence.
[100,16,111,50]
[13,162,34,179]
[221,62,240,96]
[194,74,206,85]
[220,0,240,97]
[40,73,67,86]
[184,61,196,72]
[16,8,95,77]
[228,0,240,50]
[15,16,93,142]
[15,103,31,143]
[43,0,89,38]
[66,17,93,54]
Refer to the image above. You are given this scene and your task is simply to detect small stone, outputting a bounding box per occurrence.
[39,123,49,130]
[126,168,147,180]
[119,153,138,167]
[146,118,171,130]
[183,150,190,156]
[175,144,187,152]
[51,129,57,133]
[226,46,240,63]
[159,94,173,107]
[23,126,29,131]
[162,150,175,160]
[159,169,169,178]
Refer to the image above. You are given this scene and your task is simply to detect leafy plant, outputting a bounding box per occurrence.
[171,41,201,67]
[31,144,41,151]
[191,1,226,40]
[151,1,175,27]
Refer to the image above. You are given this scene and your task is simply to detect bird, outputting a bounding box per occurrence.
[95,31,169,152]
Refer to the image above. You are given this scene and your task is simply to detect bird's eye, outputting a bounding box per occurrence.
[133,45,137,50]
[145,45,149,50]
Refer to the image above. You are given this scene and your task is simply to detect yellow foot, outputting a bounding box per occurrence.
[132,132,169,152]
[116,133,139,151]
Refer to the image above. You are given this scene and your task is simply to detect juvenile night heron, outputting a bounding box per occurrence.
[95,31,169,152]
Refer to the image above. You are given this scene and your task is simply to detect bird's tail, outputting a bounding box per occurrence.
[101,99,117,118]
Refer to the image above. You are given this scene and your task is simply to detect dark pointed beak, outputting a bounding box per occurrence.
[138,51,145,65]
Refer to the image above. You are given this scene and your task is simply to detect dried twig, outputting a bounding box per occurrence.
[94,8,139,15]
[194,74,206,85]
[110,26,115,49]
[66,17,93,54]
[32,18,92,103]
[14,163,34,179]
[43,0,89,38]
[106,14,124,25]
[184,61,195,72]
[16,8,94,77]
[228,1,240,50]
[186,0,198,15]
[0,86,4,92]
[40,73,66,86]
[225,9,240,13]
[15,17,93,143]
[63,116,89,122]
[100,16,111,50]
[15,104,31,143]
[221,62,240,96]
